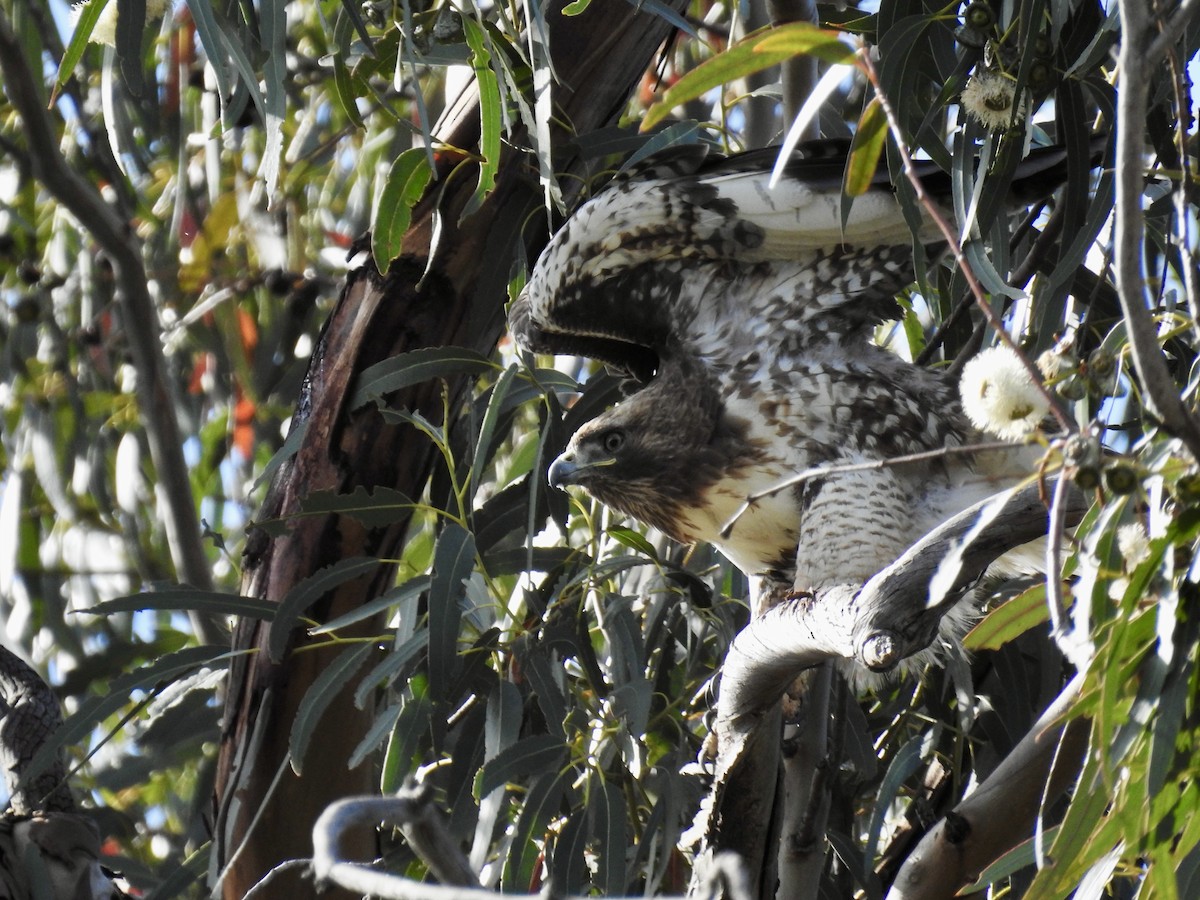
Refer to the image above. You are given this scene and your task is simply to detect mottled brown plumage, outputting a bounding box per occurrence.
[513,141,1074,594]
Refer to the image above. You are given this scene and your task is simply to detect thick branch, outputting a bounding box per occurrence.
[0,12,221,644]
[716,476,1086,731]
[692,476,1086,898]
[1114,0,1200,458]
[212,4,690,896]
[314,789,753,900]
[886,676,1089,899]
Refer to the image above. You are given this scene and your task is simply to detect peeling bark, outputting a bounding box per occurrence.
[211,5,689,897]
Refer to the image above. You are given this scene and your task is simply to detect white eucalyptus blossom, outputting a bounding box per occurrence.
[1116,522,1151,569]
[959,345,1050,440]
[961,69,1022,132]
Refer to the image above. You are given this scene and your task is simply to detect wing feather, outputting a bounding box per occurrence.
[510,140,1087,374]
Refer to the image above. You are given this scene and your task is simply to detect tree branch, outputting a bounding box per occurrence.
[0,10,223,645]
[1114,0,1200,458]
[885,675,1089,899]
[692,475,1087,896]
[313,787,754,900]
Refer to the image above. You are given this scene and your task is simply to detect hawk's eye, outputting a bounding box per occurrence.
[602,430,625,453]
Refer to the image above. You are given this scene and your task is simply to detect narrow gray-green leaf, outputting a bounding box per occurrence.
[349,701,402,769]
[258,0,286,197]
[355,633,427,709]
[469,363,518,500]
[83,589,276,621]
[300,485,414,528]
[290,642,375,774]
[337,0,374,53]
[57,0,111,86]
[114,0,145,96]
[590,775,626,895]
[863,735,924,866]
[21,646,230,788]
[462,16,501,217]
[616,121,702,176]
[503,770,567,891]
[351,346,495,409]
[372,147,434,274]
[428,525,475,703]
[477,734,565,798]
[186,0,232,102]
[270,557,379,661]
[315,575,432,636]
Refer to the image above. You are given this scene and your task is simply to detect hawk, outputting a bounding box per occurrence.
[509,142,1068,601]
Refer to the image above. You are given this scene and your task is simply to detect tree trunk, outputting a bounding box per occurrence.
[211,5,687,897]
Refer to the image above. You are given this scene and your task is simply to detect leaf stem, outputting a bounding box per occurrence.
[857,48,1076,437]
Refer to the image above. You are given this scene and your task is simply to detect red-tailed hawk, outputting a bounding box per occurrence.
[509,142,1073,600]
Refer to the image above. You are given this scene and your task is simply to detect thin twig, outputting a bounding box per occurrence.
[720,439,1027,538]
[1146,0,1200,61]
[0,8,223,644]
[1164,44,1200,349]
[857,50,1076,436]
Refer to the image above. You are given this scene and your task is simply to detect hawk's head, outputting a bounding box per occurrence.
[547,357,736,543]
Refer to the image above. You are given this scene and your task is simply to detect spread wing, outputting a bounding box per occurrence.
[509,141,925,379]
[508,140,1079,380]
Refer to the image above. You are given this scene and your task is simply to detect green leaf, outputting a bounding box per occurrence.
[551,812,590,893]
[963,583,1049,651]
[337,0,374,53]
[290,642,376,774]
[332,54,365,128]
[965,825,1062,892]
[350,701,402,769]
[258,0,286,196]
[864,735,923,865]
[20,646,231,789]
[83,588,277,621]
[381,678,432,793]
[57,0,112,86]
[186,0,232,102]
[371,147,435,274]
[606,527,661,561]
[616,121,704,175]
[462,16,501,217]
[313,576,432,636]
[300,485,415,528]
[476,734,566,798]
[589,775,627,895]
[844,97,887,197]
[354,633,427,706]
[642,24,855,131]
[350,346,495,409]
[114,0,145,97]
[503,769,569,891]
[521,646,568,740]
[269,557,380,661]
[470,363,518,501]
[428,524,475,703]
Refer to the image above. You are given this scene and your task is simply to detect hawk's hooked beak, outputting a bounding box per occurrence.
[548,452,580,489]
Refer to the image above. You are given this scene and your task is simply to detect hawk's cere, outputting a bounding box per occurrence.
[510,142,1072,599]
